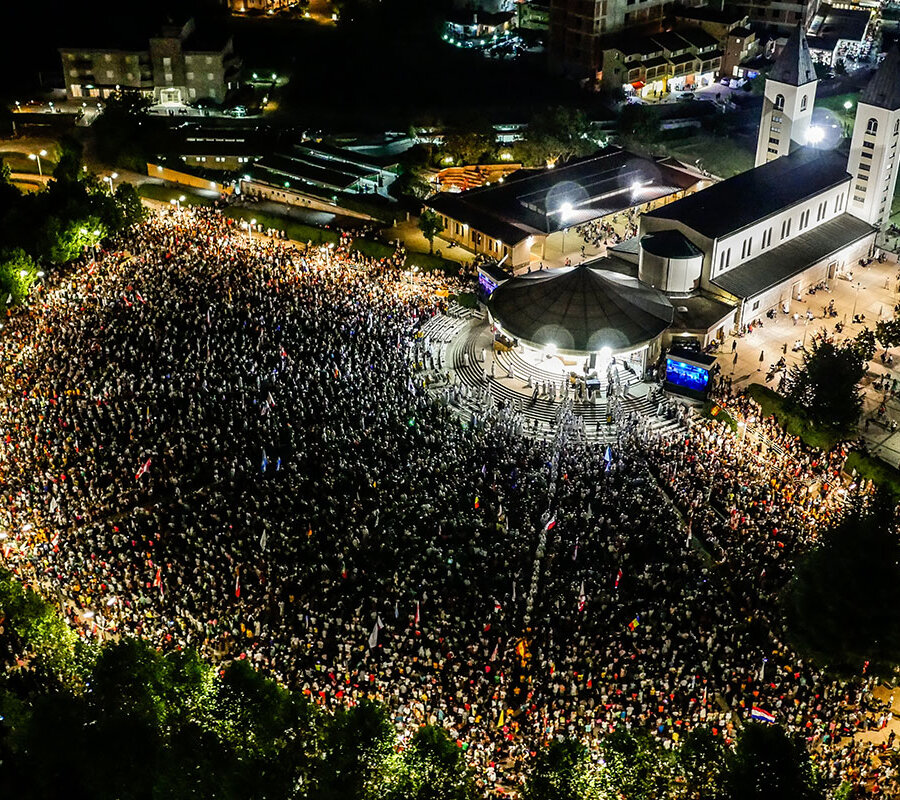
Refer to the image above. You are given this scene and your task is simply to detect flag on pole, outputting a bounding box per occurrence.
[368,615,384,649]
[153,567,163,597]
[615,569,623,589]
[235,569,241,599]
[628,615,640,631]
[578,582,586,612]
[543,515,557,532]
[415,601,420,626]
[750,707,776,723]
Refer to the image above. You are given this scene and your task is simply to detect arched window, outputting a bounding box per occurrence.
[800,94,807,111]
[774,94,785,111]
[867,117,879,134]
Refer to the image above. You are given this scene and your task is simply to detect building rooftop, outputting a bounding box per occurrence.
[644,147,849,240]
[861,46,900,111]
[669,3,748,26]
[807,6,871,53]
[489,262,674,354]
[427,148,698,246]
[769,25,817,87]
[711,213,874,298]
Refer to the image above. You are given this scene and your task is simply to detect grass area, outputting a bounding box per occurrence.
[452,291,478,309]
[657,134,754,179]
[352,238,395,259]
[701,399,737,432]
[746,383,855,451]
[137,184,214,207]
[815,92,859,130]
[406,250,462,276]
[225,207,339,246]
[845,450,900,496]
[0,151,57,175]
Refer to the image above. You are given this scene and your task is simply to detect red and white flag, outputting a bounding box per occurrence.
[235,569,241,599]
[577,582,587,613]
[414,601,420,626]
[135,458,151,480]
[153,567,163,597]
[614,569,623,589]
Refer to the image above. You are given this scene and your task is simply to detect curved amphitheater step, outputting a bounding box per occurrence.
[417,313,689,443]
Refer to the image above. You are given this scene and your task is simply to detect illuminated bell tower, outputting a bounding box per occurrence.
[754,25,818,167]
[846,47,900,227]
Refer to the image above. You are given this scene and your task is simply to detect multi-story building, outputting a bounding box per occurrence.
[600,27,722,97]
[60,18,241,105]
[669,4,758,78]
[549,0,707,78]
[226,0,292,12]
[741,0,822,32]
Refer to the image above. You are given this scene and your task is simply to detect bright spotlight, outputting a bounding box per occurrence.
[807,126,825,145]
[560,202,573,220]
[844,100,853,110]
[630,180,642,193]
[599,345,612,361]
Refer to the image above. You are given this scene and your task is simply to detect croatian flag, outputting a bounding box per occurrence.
[750,707,776,723]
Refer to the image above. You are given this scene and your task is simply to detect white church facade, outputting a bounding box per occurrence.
[632,25,896,334]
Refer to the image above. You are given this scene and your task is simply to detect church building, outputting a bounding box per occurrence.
[485,30,894,369]
[633,24,889,333]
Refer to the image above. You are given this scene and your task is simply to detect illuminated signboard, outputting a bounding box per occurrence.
[665,357,710,393]
[478,271,499,297]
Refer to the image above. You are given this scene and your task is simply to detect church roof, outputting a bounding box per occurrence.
[711,213,874,299]
[644,148,849,240]
[861,46,900,111]
[488,262,673,354]
[769,25,817,87]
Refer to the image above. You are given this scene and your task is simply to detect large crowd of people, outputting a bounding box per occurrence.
[0,206,897,796]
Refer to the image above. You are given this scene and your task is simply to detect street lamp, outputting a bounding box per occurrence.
[28,149,48,176]
[248,218,257,242]
[103,172,118,193]
[851,281,864,319]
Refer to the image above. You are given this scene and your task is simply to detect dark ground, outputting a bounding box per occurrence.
[1,0,609,131]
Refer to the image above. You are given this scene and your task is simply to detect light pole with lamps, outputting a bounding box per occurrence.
[851,281,864,320]
[103,172,118,194]
[248,218,257,243]
[28,149,48,177]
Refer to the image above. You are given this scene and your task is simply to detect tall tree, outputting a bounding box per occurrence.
[785,492,900,673]
[784,338,867,430]
[725,723,823,800]
[523,739,602,800]
[418,210,445,254]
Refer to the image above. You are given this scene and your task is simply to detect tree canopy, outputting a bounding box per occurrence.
[785,493,900,674]
[783,335,869,430]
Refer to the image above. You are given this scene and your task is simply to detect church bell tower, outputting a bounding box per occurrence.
[847,47,900,227]
[754,26,818,168]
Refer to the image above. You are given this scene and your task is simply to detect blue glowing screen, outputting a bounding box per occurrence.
[666,358,710,392]
[479,273,499,297]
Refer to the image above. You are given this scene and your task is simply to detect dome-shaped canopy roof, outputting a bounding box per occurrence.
[488,264,673,355]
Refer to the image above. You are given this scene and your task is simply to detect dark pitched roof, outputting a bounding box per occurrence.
[489,263,674,354]
[861,46,900,111]
[644,148,849,240]
[711,213,874,298]
[426,148,698,246]
[769,25,817,87]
